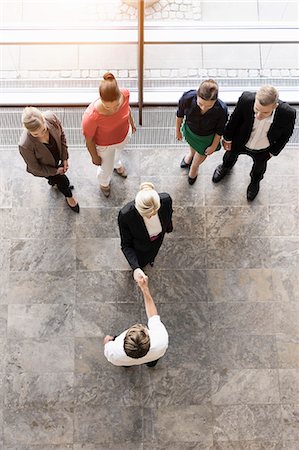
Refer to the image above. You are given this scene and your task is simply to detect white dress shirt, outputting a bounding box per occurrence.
[246,110,275,151]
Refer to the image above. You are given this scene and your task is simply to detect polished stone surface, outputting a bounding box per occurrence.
[0,137,298,449]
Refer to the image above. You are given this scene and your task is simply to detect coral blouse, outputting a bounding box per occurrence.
[82,88,130,146]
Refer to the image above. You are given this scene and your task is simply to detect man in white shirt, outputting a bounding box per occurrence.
[212,85,296,201]
[103,273,168,367]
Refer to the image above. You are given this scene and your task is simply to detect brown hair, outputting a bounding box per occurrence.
[197,79,218,101]
[99,72,121,102]
[124,324,150,359]
[256,85,279,106]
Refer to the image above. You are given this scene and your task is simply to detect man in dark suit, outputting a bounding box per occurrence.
[212,85,296,201]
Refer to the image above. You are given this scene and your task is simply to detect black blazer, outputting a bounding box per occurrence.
[118,193,173,270]
[224,92,296,156]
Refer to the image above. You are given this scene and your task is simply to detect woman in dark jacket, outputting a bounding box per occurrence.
[118,182,173,272]
[19,106,79,212]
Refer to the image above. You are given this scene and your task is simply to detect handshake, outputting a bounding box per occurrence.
[133,268,148,289]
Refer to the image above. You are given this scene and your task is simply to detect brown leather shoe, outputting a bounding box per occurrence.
[100,184,110,197]
[114,167,127,178]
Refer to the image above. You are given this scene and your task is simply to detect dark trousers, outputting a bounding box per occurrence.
[222,147,271,182]
[47,174,72,198]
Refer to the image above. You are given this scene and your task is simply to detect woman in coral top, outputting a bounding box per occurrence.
[82,72,136,197]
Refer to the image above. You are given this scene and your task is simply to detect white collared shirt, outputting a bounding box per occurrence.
[246,110,275,150]
[104,315,168,366]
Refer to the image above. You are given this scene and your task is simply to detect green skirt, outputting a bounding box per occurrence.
[182,122,221,156]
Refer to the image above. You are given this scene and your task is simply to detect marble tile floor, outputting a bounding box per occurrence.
[0,143,298,450]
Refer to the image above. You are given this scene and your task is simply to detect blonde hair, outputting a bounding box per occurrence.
[124,323,150,359]
[135,182,161,217]
[99,72,121,102]
[197,79,218,101]
[256,85,279,106]
[22,106,44,132]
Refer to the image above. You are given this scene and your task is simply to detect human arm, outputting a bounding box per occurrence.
[223,92,248,142]
[118,210,141,271]
[268,106,296,156]
[176,116,184,140]
[129,108,136,133]
[137,276,158,319]
[84,137,102,166]
[205,133,222,155]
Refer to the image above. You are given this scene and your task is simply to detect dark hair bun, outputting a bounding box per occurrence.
[103,72,115,81]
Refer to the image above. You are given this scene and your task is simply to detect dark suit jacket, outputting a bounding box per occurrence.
[118,193,173,270]
[19,111,69,177]
[224,92,296,156]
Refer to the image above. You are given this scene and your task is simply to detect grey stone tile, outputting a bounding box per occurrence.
[140,148,186,177]
[6,338,74,374]
[213,404,282,441]
[74,405,142,444]
[7,208,76,239]
[206,237,272,269]
[74,368,141,408]
[143,444,209,450]
[211,369,280,405]
[213,441,282,450]
[0,306,7,338]
[267,149,299,176]
[281,404,299,441]
[142,365,211,408]
[279,369,299,403]
[3,406,73,445]
[75,337,106,373]
[10,239,76,272]
[282,441,299,450]
[156,237,206,269]
[143,405,213,445]
[210,333,277,369]
[74,176,140,208]
[276,335,299,368]
[206,206,269,239]
[171,206,205,238]
[269,237,299,268]
[0,171,12,208]
[267,205,299,236]
[145,269,208,303]
[267,176,299,206]
[5,372,74,408]
[0,271,9,305]
[0,239,10,271]
[0,339,6,374]
[74,303,140,338]
[207,269,273,302]
[76,238,129,270]
[0,209,10,239]
[74,445,141,450]
[274,303,299,335]
[272,268,299,304]
[76,270,137,304]
[158,303,210,367]
[76,207,119,239]
[140,175,205,207]
[5,271,75,305]
[204,171,269,206]
[209,302,276,335]
[5,446,73,450]
[7,304,74,339]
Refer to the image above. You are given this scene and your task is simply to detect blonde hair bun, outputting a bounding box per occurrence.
[22,106,44,132]
[135,182,160,217]
[139,182,155,191]
[103,72,115,81]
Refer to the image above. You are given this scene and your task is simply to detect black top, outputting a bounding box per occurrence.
[177,89,228,136]
[44,133,60,166]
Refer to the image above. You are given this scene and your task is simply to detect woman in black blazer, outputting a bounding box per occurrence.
[118,182,173,271]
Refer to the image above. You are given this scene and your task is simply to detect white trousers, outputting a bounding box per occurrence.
[96,125,132,187]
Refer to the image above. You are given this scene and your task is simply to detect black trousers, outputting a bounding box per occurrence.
[47,174,72,198]
[222,147,272,182]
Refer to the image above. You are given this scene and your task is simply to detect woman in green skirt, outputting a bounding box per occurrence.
[176,79,228,184]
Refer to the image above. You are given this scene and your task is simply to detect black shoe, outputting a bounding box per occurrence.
[69,185,74,190]
[212,164,230,183]
[188,175,197,185]
[247,180,260,201]
[66,199,80,213]
[149,261,154,267]
[180,156,192,169]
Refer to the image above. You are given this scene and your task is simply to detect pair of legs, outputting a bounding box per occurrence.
[47,174,79,210]
[221,147,271,182]
[96,126,132,192]
[183,146,207,179]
